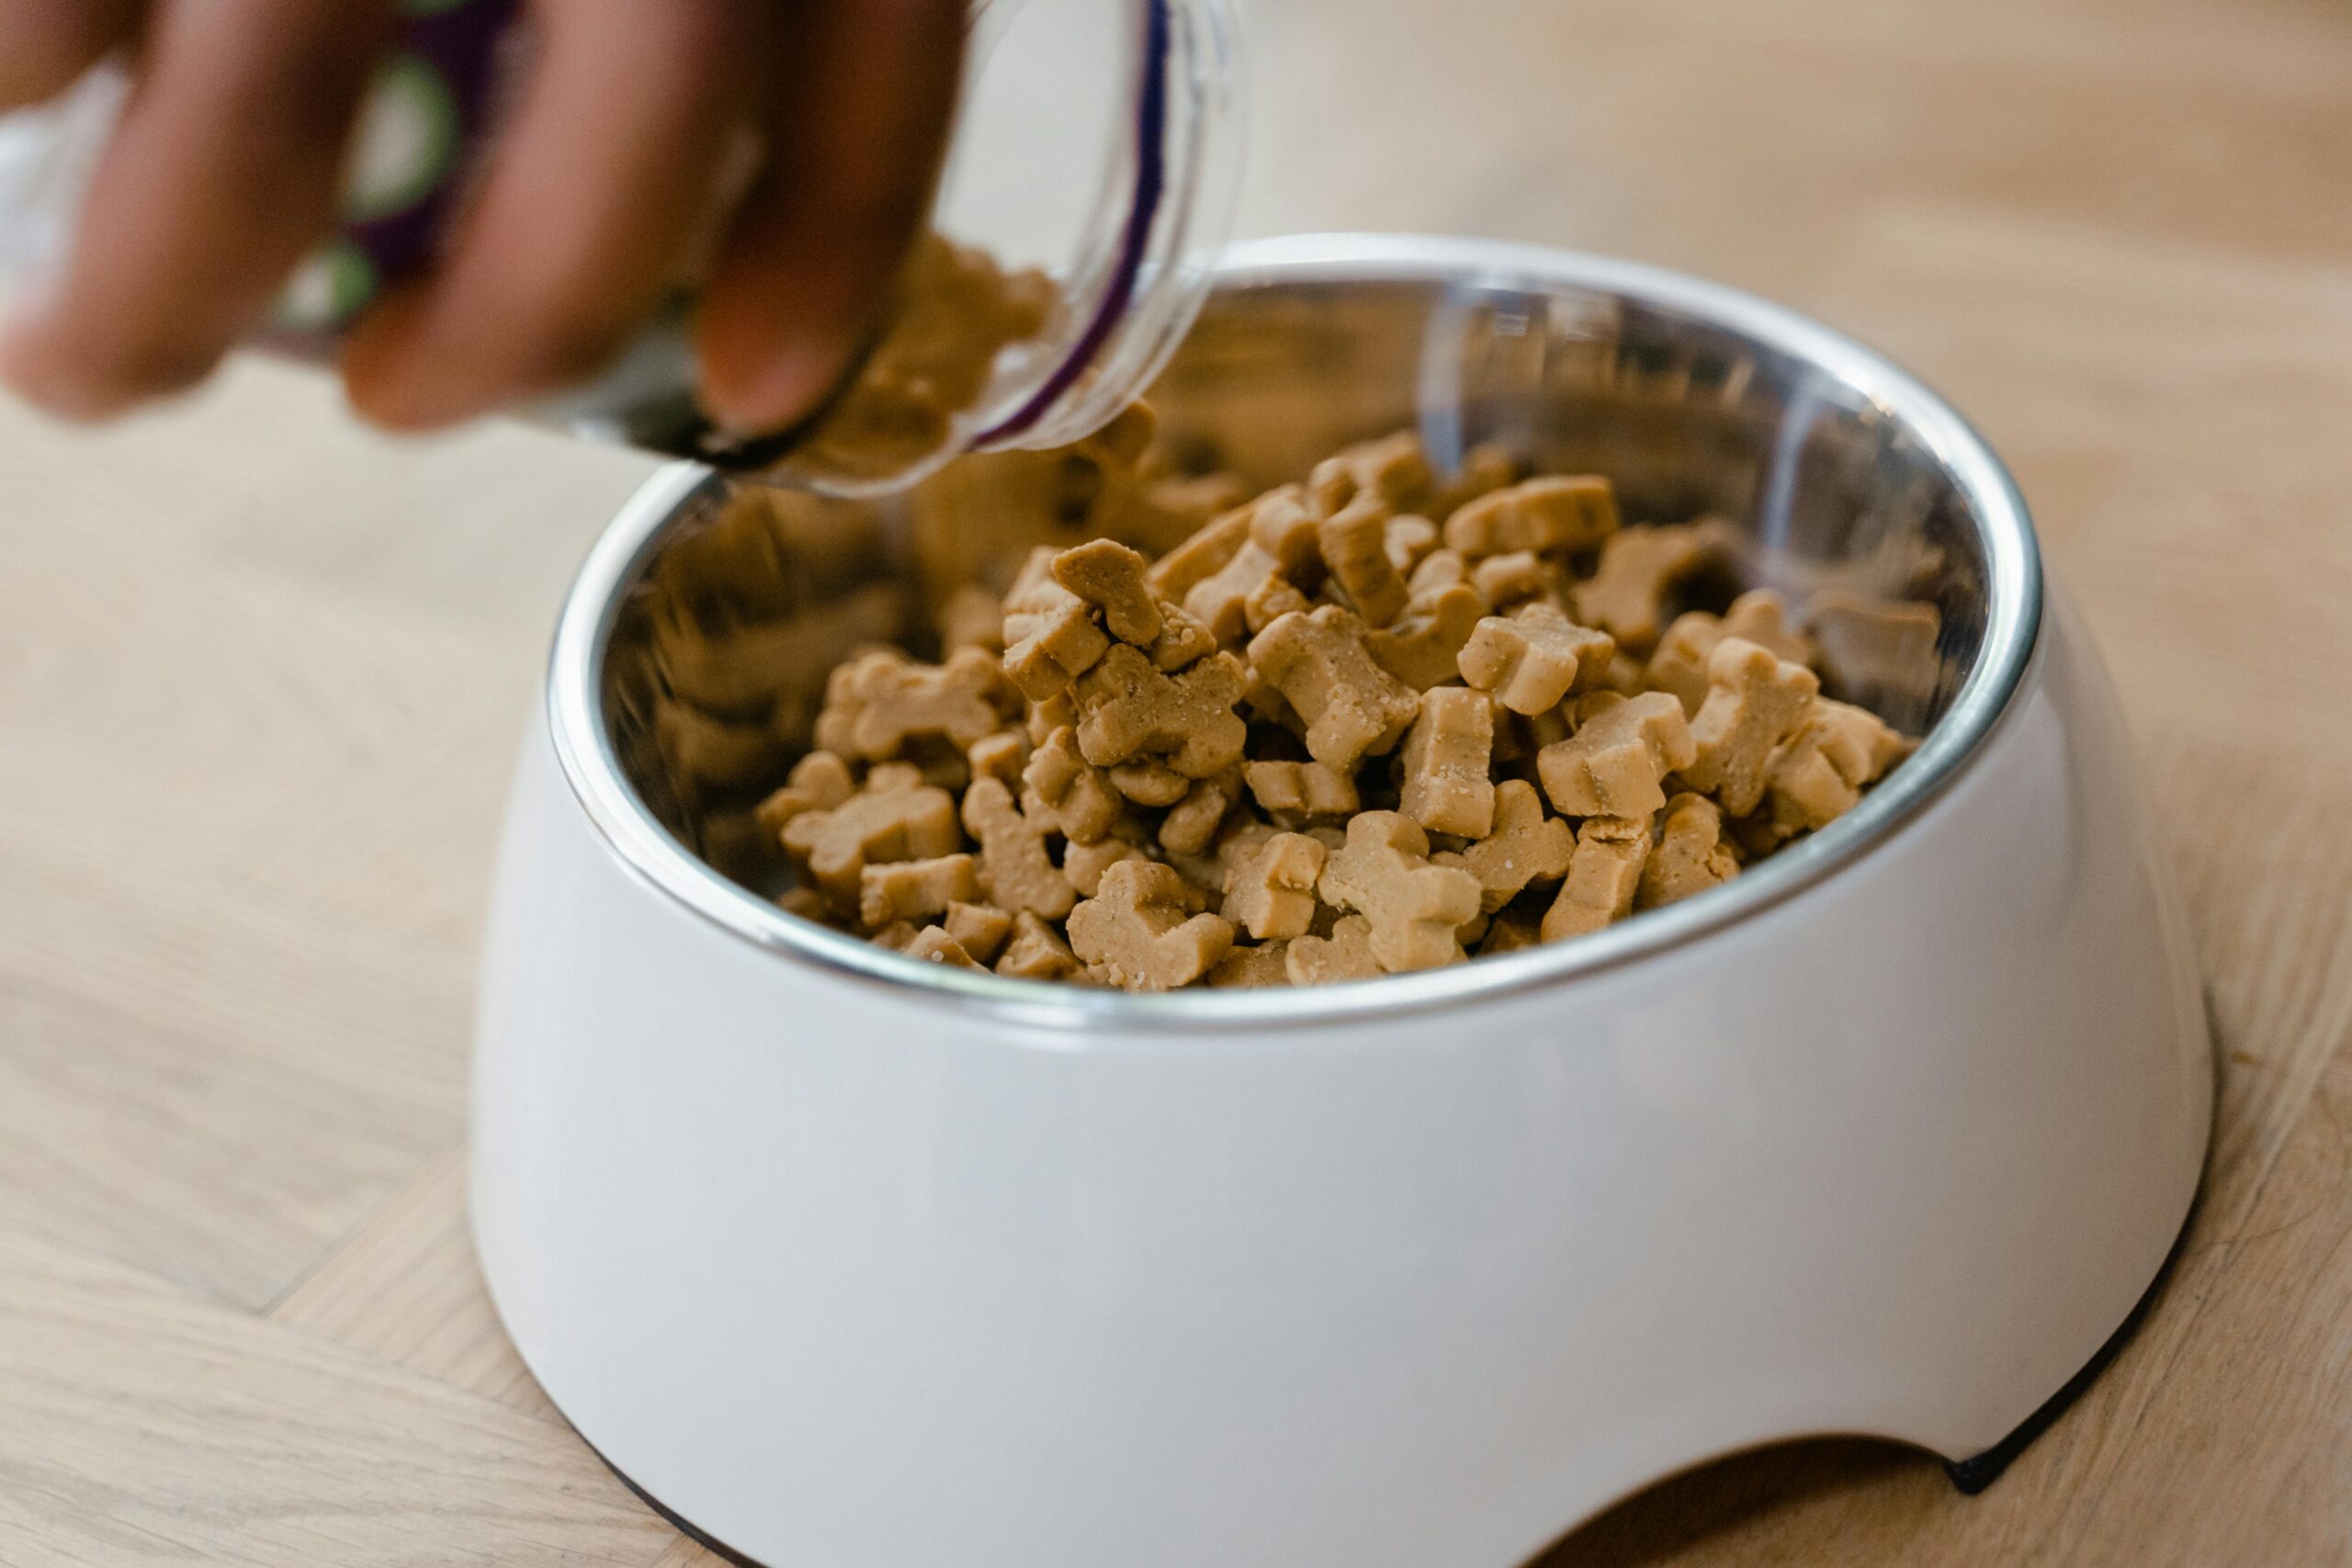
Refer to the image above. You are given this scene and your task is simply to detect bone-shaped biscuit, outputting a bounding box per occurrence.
[754,750,855,844]
[1160,770,1244,856]
[995,910,1082,980]
[961,775,1077,919]
[1308,431,1435,516]
[1050,537,1163,647]
[1283,914,1381,986]
[1680,636,1821,818]
[1222,830,1329,941]
[1638,793,1739,908]
[859,853,980,930]
[1470,550,1564,612]
[1407,547,1476,605]
[1365,582,1487,692]
[813,646,1015,761]
[1109,761,1191,807]
[1247,485,1323,574]
[1399,687,1497,839]
[1067,859,1236,991]
[1444,779,1574,911]
[1571,524,1715,654]
[1537,691,1698,819]
[1456,603,1615,716]
[1318,491,1412,627]
[903,926,982,968]
[1645,590,1815,715]
[1763,696,1912,835]
[1430,442,1520,520]
[1248,606,1421,772]
[1072,645,1248,777]
[1243,760,1360,822]
[1145,507,1251,604]
[1317,811,1483,973]
[944,899,1014,964]
[1542,815,1650,940]
[1022,725,1123,843]
[1206,942,1293,988]
[1478,910,1543,956]
[1061,835,1156,898]
[780,763,963,902]
[937,584,1006,653]
[1384,514,1441,576]
[1002,552,1114,702]
[967,729,1030,790]
[1442,474,1620,558]
[1176,488,1313,647]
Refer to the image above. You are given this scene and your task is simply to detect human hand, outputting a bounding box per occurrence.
[0,0,967,434]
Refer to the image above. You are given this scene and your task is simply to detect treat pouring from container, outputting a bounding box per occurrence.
[474,235,2211,1567]
[0,0,1242,494]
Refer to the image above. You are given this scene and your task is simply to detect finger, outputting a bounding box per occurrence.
[0,0,143,112]
[694,0,967,434]
[341,0,765,431]
[0,0,391,418]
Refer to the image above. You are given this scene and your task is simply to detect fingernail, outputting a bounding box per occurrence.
[699,327,859,436]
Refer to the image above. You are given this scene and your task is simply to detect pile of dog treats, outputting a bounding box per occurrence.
[750,428,1917,990]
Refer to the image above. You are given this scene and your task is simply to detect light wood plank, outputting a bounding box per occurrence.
[0,1229,677,1568]
[273,1145,559,1425]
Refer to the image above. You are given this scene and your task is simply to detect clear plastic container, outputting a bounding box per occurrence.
[0,0,1243,495]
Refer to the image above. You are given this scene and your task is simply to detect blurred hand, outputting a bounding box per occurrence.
[0,0,966,434]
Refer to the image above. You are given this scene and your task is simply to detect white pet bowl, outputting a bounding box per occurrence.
[473,236,2211,1568]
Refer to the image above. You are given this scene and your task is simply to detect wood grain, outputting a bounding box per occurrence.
[6,0,2352,1561]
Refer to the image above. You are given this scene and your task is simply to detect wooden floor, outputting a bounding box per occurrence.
[5,0,2351,1562]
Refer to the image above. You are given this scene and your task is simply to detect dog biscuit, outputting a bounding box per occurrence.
[1310,431,1435,516]
[1284,914,1382,986]
[1109,761,1192,807]
[1317,811,1484,973]
[754,750,856,843]
[1443,474,1620,558]
[1222,830,1329,942]
[1068,859,1236,991]
[1161,770,1245,856]
[1051,537,1163,647]
[1207,942,1293,988]
[962,775,1078,919]
[1646,589,1815,715]
[1537,691,1699,818]
[1243,760,1361,822]
[860,852,980,929]
[1542,815,1650,940]
[1764,696,1912,834]
[1639,794,1739,908]
[903,926,982,967]
[1446,779,1574,911]
[780,764,964,902]
[1023,725,1125,843]
[1572,524,1714,654]
[1319,491,1412,627]
[814,646,1016,761]
[1385,514,1441,576]
[1471,550,1561,611]
[995,910,1082,980]
[1366,581,1487,691]
[1457,603,1614,716]
[1681,637,1821,818]
[1062,835,1156,898]
[944,899,1015,965]
[1072,645,1249,777]
[1400,687,1497,839]
[1248,606,1421,771]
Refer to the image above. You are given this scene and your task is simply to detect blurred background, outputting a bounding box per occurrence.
[3,1,2347,1564]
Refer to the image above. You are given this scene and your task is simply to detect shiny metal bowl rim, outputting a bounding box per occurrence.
[544,233,2043,1035]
